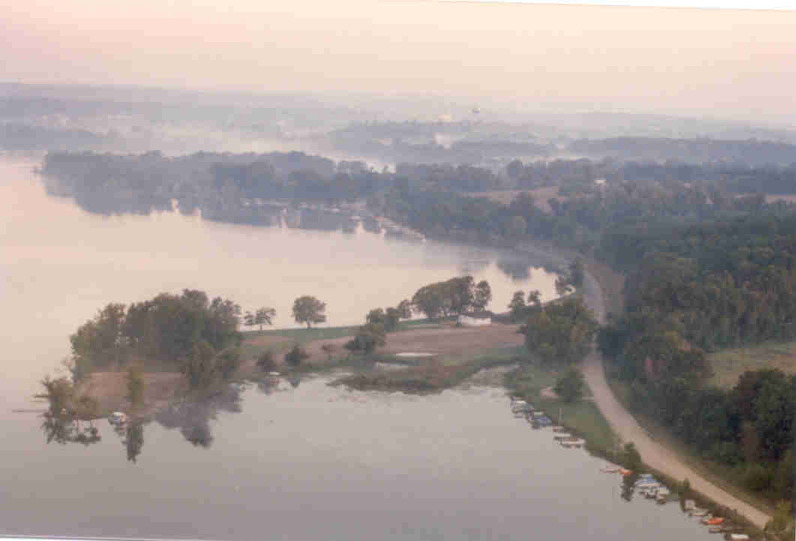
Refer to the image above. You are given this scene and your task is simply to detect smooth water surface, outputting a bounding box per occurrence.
[0,154,714,540]
[0,155,556,404]
[1,377,716,541]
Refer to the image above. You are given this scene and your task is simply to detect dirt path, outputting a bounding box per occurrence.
[579,270,771,529]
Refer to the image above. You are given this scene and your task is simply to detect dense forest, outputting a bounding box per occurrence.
[596,214,795,503]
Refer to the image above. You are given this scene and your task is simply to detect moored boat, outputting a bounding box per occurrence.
[560,437,585,448]
[108,411,127,425]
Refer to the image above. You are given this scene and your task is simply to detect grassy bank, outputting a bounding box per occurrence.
[504,362,618,458]
[332,346,524,393]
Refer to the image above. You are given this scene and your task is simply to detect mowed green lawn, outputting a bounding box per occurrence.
[707,340,796,388]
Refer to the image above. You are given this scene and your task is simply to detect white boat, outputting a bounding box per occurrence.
[684,499,696,510]
[729,535,749,541]
[655,489,670,503]
[108,411,127,425]
[511,400,532,414]
[690,509,708,517]
[553,433,573,441]
[560,438,585,448]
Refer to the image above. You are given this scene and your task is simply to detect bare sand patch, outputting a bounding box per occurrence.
[79,371,185,417]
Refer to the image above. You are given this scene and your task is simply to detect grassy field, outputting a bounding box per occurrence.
[239,319,443,359]
[707,340,796,389]
[505,363,619,458]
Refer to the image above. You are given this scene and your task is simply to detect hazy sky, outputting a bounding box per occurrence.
[2,0,795,123]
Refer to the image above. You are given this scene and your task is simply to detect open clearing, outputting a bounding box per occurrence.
[267,322,526,368]
[707,340,796,388]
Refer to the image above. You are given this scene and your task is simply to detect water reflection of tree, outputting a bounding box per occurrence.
[125,421,145,463]
[621,472,639,502]
[41,412,101,446]
[37,376,101,447]
[155,384,242,449]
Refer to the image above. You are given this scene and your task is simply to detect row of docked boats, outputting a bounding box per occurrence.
[510,398,585,448]
[601,471,749,538]
[634,473,672,504]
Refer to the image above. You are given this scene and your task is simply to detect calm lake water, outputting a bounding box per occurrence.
[0,154,715,540]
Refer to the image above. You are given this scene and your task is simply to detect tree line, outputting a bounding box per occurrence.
[40,151,796,223]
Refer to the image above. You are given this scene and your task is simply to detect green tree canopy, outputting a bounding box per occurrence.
[253,307,276,331]
[554,367,586,402]
[411,276,488,320]
[292,296,327,328]
[522,296,598,366]
[71,289,242,374]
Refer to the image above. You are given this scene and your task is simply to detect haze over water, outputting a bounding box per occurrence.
[0,152,722,541]
[0,155,557,405]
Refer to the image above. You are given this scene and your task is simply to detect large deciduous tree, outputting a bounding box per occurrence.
[411,276,489,320]
[509,291,527,322]
[522,296,598,366]
[554,367,586,402]
[473,280,492,311]
[292,296,327,328]
[254,307,276,331]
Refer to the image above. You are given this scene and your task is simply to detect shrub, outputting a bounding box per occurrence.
[257,350,276,372]
[554,367,585,402]
[285,344,309,367]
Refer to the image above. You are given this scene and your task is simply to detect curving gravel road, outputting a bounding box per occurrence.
[579,270,771,529]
